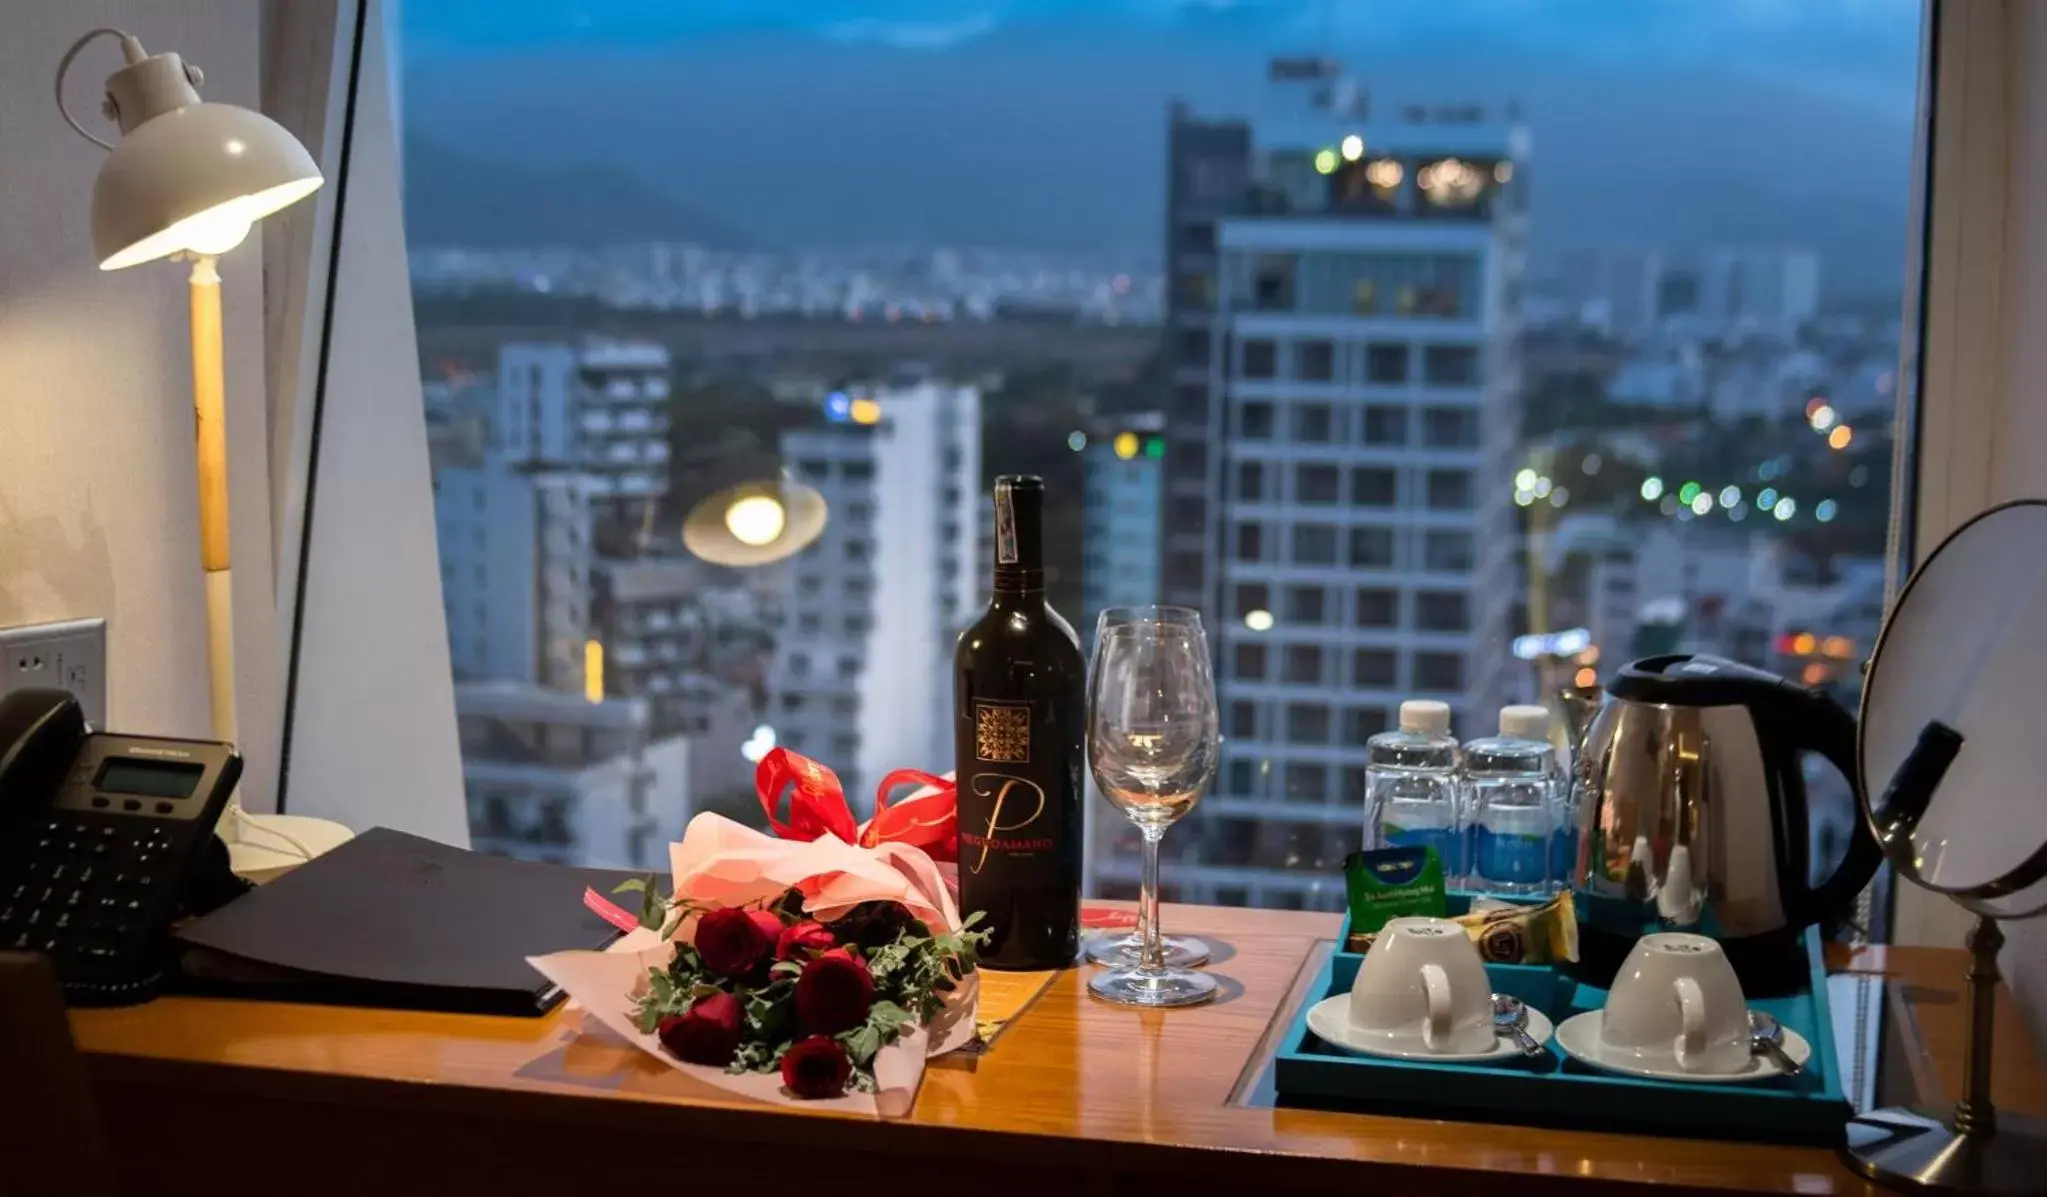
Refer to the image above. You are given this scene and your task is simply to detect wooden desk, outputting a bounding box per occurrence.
[68,905,2043,1197]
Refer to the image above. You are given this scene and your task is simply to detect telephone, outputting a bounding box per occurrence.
[0,688,241,1005]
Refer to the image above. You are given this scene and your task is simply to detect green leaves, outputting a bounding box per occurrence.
[611,873,669,932]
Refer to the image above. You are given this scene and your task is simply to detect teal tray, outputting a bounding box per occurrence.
[1270,907,1852,1144]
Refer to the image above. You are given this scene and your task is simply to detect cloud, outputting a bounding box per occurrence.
[819,14,1000,50]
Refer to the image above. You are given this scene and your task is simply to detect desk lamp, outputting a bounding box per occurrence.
[56,28,350,875]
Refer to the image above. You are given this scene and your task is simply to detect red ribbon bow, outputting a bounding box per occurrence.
[755,747,957,864]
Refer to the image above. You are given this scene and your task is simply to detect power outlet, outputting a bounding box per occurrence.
[0,618,107,727]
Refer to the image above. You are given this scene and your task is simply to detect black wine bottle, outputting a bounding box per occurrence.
[954,475,1083,970]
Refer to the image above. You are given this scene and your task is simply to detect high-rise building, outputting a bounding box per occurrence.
[496,339,672,547]
[1695,248,1821,338]
[434,465,594,690]
[769,380,981,809]
[1080,413,1167,651]
[1127,78,1526,910]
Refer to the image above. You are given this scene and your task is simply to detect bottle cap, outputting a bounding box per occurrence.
[1398,699,1452,736]
[1499,704,1550,740]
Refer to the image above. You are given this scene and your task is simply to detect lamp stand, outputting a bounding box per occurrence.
[186,255,353,880]
[1842,915,2047,1194]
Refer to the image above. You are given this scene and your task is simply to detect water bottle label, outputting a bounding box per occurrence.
[1384,825,1462,874]
[1475,828,1547,886]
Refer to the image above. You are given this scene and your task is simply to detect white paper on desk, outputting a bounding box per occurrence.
[527,943,978,1118]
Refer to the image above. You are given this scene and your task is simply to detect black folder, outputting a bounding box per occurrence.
[173,827,632,1015]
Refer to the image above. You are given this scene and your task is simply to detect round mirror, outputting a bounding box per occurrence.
[1860,500,2047,913]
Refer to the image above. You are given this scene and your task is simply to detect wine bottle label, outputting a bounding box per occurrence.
[959,773,1054,875]
[974,700,1031,762]
[994,484,1019,565]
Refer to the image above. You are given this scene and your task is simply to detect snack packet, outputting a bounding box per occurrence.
[1344,888,1580,963]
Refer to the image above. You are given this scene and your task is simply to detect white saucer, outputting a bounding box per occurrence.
[1553,1010,1811,1083]
[1307,995,1554,1064]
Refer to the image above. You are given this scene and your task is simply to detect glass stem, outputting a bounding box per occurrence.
[1138,826,1165,974]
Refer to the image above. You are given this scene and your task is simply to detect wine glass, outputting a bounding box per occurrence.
[1086,606,1220,1007]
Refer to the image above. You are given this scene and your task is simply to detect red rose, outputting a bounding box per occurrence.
[694,907,782,976]
[777,920,836,961]
[657,992,742,1066]
[780,1035,853,1099]
[796,947,874,1035]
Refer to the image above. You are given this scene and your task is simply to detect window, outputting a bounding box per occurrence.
[1348,526,1395,568]
[1351,467,1397,507]
[1290,524,1338,565]
[395,5,1921,916]
[1283,763,1329,802]
[1365,343,1409,384]
[1361,406,1407,446]
[1422,408,1480,448]
[1353,649,1398,686]
[1295,339,1335,382]
[1425,469,1474,510]
[1285,703,1331,744]
[1233,582,1270,618]
[1414,652,1465,691]
[1295,464,1340,503]
[1423,345,1481,386]
[1415,590,1470,632]
[1424,531,1475,572]
[1252,255,1296,311]
[1235,522,1264,562]
[1242,339,1278,379]
[1292,403,1335,443]
[1236,461,1265,501]
[1354,589,1399,628]
[1344,706,1391,743]
[1282,645,1323,684]
[1284,585,1327,624]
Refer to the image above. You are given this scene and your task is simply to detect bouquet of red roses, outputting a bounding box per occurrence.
[529,749,977,1114]
[625,886,987,1098]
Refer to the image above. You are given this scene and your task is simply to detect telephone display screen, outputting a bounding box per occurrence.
[94,758,204,799]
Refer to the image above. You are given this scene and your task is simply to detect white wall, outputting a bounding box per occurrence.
[0,1,282,801]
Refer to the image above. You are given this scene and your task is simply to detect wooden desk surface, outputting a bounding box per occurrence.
[68,905,2044,1197]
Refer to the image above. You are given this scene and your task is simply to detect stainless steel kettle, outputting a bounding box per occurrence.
[1566,654,1885,995]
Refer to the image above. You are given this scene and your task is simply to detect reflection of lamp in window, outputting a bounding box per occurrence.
[58,28,350,873]
[1364,159,1404,191]
[679,447,828,568]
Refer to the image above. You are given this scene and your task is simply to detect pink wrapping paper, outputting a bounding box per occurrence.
[528,811,978,1117]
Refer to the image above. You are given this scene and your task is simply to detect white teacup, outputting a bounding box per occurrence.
[1602,932,1750,1074]
[1347,917,1495,1054]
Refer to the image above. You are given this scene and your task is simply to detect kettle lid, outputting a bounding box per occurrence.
[1609,653,1798,708]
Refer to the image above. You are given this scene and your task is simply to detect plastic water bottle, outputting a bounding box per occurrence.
[1464,705,1556,895]
[1364,700,1463,876]
[1550,763,1581,894]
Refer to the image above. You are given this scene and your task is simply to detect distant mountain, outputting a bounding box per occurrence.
[401,136,757,250]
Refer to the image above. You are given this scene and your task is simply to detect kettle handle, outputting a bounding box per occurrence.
[1767,681,1886,929]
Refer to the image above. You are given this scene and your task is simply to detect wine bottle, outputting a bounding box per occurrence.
[954,475,1083,970]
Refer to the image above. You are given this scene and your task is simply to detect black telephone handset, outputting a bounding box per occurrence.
[0,689,241,1005]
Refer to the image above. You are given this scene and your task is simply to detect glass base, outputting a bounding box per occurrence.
[1088,965,1219,1008]
[1083,932,1210,968]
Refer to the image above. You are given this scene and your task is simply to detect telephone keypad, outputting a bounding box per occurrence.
[0,813,197,965]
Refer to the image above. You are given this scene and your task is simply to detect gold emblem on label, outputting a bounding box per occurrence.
[975,702,1030,763]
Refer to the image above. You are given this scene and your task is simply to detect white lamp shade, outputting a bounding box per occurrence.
[92,101,322,270]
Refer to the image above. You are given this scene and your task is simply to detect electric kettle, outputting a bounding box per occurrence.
[1566,654,1886,995]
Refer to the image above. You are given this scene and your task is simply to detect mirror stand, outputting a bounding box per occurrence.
[1842,913,2047,1194]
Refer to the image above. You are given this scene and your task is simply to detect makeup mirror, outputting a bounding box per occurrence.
[1845,500,2047,1193]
